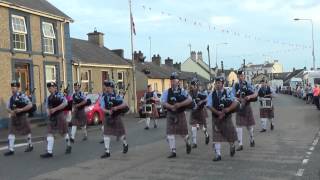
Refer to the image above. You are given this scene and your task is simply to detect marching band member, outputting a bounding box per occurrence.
[4,80,33,156]
[161,72,193,158]
[233,70,258,151]
[207,76,238,161]
[258,80,274,132]
[41,82,71,158]
[70,82,89,143]
[100,80,129,158]
[189,78,209,148]
[142,85,159,130]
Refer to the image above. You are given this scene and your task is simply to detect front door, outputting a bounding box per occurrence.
[15,63,30,95]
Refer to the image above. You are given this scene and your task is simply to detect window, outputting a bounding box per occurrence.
[42,22,56,54]
[81,70,91,93]
[117,71,124,89]
[45,65,57,95]
[11,15,27,51]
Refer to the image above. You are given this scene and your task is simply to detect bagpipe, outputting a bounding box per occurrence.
[212,91,234,118]
[192,92,207,110]
[27,88,37,117]
[168,94,193,113]
[235,82,257,103]
[104,95,129,117]
[47,93,65,117]
[10,94,29,116]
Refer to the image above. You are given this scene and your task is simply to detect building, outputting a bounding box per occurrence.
[181,51,216,81]
[0,0,73,126]
[71,30,135,111]
[244,60,283,82]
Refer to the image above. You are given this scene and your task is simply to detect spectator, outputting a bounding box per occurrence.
[305,84,313,104]
[313,85,320,109]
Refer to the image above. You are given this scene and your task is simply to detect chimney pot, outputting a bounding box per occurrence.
[87,30,104,47]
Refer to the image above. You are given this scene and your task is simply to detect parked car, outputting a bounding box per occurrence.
[85,94,104,125]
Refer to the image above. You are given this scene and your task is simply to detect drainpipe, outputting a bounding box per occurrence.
[60,20,67,88]
[33,65,43,115]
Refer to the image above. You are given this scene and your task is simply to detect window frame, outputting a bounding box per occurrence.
[11,14,27,51]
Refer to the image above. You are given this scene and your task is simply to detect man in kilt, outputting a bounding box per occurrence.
[40,82,72,158]
[232,70,258,151]
[100,80,129,159]
[4,80,34,156]
[161,72,193,158]
[207,76,239,161]
[70,82,88,143]
[258,80,274,132]
[189,78,209,148]
[142,85,160,130]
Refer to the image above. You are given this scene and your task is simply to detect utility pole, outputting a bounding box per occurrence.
[207,45,211,82]
[129,0,137,113]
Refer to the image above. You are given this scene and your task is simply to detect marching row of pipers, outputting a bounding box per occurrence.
[3,69,274,161]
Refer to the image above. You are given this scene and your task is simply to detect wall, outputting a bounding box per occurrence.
[181,59,210,80]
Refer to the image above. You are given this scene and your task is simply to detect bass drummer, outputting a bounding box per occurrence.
[142,85,160,130]
[258,79,275,132]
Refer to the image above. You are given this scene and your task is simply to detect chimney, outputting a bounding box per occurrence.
[111,49,124,58]
[87,29,104,47]
[293,67,296,72]
[174,62,181,71]
[190,51,196,61]
[133,51,139,63]
[197,51,203,62]
[133,51,145,63]
[165,57,173,67]
[152,54,161,66]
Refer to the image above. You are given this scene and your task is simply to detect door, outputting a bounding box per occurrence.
[15,63,30,95]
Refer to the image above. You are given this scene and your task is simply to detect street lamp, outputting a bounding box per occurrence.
[294,18,316,70]
[148,36,152,61]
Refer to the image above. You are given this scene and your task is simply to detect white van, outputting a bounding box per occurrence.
[303,71,320,87]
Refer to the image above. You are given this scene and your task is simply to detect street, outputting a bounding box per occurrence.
[1,94,320,180]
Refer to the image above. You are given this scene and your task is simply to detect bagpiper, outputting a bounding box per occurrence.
[40,82,72,158]
[258,80,274,132]
[4,80,34,156]
[189,78,209,148]
[100,80,129,158]
[70,82,89,143]
[233,70,258,151]
[161,72,193,158]
[207,76,239,161]
[141,85,160,130]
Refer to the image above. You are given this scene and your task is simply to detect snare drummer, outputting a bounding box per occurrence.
[142,85,160,130]
[258,80,274,132]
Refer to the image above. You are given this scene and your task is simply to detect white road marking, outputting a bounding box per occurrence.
[296,169,304,176]
[306,151,312,155]
[312,139,319,146]
[309,146,315,151]
[0,141,43,151]
[138,119,145,123]
[302,159,309,165]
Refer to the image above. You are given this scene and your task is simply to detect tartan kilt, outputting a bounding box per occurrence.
[104,115,126,137]
[166,111,188,136]
[47,111,68,135]
[203,109,208,118]
[9,113,31,135]
[212,115,238,143]
[236,104,255,127]
[71,108,87,127]
[190,108,207,127]
[260,106,274,119]
[146,104,159,119]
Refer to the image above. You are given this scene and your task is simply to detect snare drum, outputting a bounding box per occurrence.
[143,104,153,114]
[259,97,272,108]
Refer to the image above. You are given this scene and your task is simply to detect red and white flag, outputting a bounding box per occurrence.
[130,12,136,35]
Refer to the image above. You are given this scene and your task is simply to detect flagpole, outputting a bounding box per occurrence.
[129,0,137,113]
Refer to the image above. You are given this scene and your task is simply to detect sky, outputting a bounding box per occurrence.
[49,0,320,72]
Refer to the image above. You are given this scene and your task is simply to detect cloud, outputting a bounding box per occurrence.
[210,16,236,26]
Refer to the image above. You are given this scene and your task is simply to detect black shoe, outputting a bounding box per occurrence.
[154,124,158,129]
[205,135,210,145]
[70,138,75,144]
[24,145,33,152]
[40,152,53,158]
[82,136,88,141]
[65,146,72,154]
[123,144,129,154]
[167,152,176,158]
[99,140,104,144]
[101,152,111,159]
[250,140,255,147]
[213,155,222,162]
[236,145,243,151]
[4,151,14,156]
[230,145,236,157]
[260,129,267,133]
[186,143,192,154]
[192,144,197,149]
[144,127,149,130]
[271,124,274,130]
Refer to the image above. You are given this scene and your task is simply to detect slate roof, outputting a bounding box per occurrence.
[1,0,72,20]
[71,38,131,66]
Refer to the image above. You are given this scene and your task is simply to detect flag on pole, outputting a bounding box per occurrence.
[130,12,136,35]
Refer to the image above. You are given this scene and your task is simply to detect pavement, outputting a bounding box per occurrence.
[0,94,320,180]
